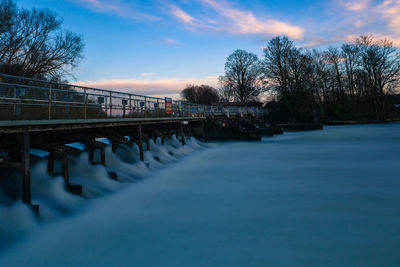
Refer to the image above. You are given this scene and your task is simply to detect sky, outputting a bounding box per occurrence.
[16,0,400,98]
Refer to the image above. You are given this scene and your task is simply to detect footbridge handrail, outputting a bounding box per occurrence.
[0,73,267,121]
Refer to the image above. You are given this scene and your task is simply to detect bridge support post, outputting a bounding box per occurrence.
[62,152,69,185]
[153,131,165,145]
[100,146,106,166]
[18,133,31,205]
[46,149,82,196]
[89,149,94,163]
[112,143,118,153]
[201,120,206,140]
[138,124,144,161]
[17,133,39,216]
[179,123,185,146]
[143,134,150,151]
[88,143,106,166]
[47,152,55,175]
[62,151,82,195]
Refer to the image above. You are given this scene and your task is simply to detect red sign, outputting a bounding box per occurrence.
[165,97,172,114]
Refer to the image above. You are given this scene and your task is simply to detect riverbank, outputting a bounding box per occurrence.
[324,118,400,125]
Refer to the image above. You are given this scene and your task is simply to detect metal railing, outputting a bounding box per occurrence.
[0,73,267,121]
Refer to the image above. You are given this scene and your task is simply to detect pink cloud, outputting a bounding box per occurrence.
[75,77,219,96]
[69,0,159,21]
[169,5,196,25]
[380,0,400,35]
[169,0,304,40]
[201,0,304,39]
[343,0,371,11]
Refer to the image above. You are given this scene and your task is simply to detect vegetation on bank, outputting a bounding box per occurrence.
[263,36,400,123]
[181,35,400,123]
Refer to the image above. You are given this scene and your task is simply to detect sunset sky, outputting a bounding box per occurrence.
[17,0,400,98]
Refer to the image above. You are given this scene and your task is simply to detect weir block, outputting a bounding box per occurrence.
[32,141,82,196]
[203,117,263,141]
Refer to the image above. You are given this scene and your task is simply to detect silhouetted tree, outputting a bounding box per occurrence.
[218,85,234,102]
[0,0,84,80]
[181,84,219,105]
[263,37,317,122]
[219,49,265,103]
[354,35,400,120]
[263,35,400,122]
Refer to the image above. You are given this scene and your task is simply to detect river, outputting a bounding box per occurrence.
[1,123,400,266]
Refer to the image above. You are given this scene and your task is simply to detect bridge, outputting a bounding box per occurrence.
[0,73,268,214]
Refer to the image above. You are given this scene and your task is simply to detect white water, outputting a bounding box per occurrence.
[1,124,400,266]
[0,135,207,250]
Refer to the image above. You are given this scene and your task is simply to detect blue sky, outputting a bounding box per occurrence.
[17,0,400,98]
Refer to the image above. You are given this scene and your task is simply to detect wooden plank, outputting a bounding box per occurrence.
[0,117,205,134]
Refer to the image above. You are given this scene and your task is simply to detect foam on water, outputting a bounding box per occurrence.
[0,135,206,250]
[68,152,121,197]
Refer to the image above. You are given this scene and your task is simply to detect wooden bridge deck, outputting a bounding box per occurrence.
[0,117,205,134]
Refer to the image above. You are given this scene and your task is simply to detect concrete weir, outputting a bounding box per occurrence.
[0,73,326,219]
[0,115,324,216]
[0,117,204,216]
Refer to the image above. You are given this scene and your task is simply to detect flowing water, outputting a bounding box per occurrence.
[0,123,400,266]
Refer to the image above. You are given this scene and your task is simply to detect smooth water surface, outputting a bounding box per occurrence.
[1,123,400,266]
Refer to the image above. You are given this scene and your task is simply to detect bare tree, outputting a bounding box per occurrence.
[355,35,400,120]
[217,83,234,102]
[341,43,359,105]
[263,36,294,95]
[181,84,219,105]
[0,0,84,80]
[263,37,318,122]
[219,49,265,103]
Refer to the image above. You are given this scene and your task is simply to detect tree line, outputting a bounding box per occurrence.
[182,35,400,122]
[263,36,400,122]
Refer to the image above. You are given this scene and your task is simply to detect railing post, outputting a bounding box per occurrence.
[109,91,112,117]
[13,85,16,118]
[84,87,87,119]
[105,97,108,118]
[138,123,144,161]
[144,96,147,117]
[129,95,132,117]
[48,84,52,120]
[157,99,159,117]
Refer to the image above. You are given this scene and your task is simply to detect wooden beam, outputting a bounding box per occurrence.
[138,124,144,161]
[179,123,185,146]
[18,133,31,205]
